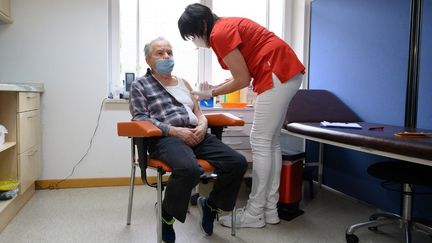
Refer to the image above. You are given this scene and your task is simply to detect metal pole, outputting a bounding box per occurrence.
[404,0,423,129]
[126,139,136,225]
[318,143,324,188]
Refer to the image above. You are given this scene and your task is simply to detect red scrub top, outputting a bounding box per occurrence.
[210,17,305,94]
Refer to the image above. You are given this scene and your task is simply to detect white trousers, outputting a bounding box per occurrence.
[247,73,303,215]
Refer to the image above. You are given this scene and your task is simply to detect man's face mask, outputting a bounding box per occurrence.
[192,36,208,48]
[155,59,175,75]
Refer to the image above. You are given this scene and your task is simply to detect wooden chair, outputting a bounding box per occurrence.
[117,113,244,243]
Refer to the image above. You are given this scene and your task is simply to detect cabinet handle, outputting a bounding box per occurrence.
[27,149,38,156]
[26,115,38,119]
[227,128,243,131]
[224,141,243,145]
[26,95,37,99]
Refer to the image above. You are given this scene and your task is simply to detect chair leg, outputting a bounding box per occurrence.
[403,221,412,243]
[346,218,400,235]
[369,212,400,221]
[127,140,137,226]
[190,185,199,206]
[346,183,418,243]
[308,179,314,199]
[231,207,236,236]
[157,167,163,243]
[413,221,432,236]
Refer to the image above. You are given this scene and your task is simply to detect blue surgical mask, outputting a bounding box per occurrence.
[155,59,174,75]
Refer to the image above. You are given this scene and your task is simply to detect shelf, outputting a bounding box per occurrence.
[0,194,16,213]
[0,142,16,153]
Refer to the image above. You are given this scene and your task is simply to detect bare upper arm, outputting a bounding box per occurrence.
[182,78,203,116]
[222,48,251,88]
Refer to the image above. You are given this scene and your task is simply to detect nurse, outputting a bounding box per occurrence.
[178,3,305,228]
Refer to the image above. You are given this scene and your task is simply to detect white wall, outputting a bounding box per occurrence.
[0,0,131,179]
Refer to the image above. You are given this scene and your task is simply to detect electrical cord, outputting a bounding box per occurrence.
[49,98,108,189]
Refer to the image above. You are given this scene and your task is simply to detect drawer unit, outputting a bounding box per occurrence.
[222,123,252,137]
[0,0,12,24]
[18,145,41,194]
[222,136,251,150]
[0,0,10,17]
[203,108,254,163]
[18,92,40,112]
[17,110,40,154]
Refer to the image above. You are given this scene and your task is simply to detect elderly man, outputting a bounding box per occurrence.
[129,37,247,243]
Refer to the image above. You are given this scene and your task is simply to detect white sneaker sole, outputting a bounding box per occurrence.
[265,218,280,225]
[219,215,265,228]
[264,210,280,225]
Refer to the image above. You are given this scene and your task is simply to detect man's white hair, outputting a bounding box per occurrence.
[144,36,170,58]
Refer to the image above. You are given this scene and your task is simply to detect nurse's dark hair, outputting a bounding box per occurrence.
[178,3,218,43]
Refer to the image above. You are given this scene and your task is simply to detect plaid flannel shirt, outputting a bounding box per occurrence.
[129,69,191,136]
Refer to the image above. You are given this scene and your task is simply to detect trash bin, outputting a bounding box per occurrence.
[278,151,305,221]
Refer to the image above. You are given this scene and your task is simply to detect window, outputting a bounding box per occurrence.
[117,0,198,91]
[111,0,294,92]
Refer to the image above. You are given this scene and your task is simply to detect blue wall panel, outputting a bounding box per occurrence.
[418,0,432,129]
[309,0,432,219]
[309,0,410,125]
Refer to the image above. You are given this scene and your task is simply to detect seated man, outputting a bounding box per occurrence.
[129,37,248,243]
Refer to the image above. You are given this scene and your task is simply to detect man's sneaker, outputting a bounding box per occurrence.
[155,203,175,243]
[197,196,219,236]
[162,217,175,243]
[264,209,280,225]
[219,207,265,228]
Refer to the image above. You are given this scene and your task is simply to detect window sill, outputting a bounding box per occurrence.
[104,98,128,104]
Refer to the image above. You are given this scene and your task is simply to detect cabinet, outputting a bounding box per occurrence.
[17,93,41,193]
[0,89,41,232]
[203,107,254,174]
[0,0,12,24]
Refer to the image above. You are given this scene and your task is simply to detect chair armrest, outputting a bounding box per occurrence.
[117,121,163,137]
[205,113,245,127]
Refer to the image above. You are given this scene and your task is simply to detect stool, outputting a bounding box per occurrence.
[345,161,432,243]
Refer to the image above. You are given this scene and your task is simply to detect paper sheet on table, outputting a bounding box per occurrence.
[320,121,362,129]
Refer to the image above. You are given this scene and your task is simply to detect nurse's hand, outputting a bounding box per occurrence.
[191,89,213,101]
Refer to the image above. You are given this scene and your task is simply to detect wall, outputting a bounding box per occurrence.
[0,0,131,180]
[309,0,432,218]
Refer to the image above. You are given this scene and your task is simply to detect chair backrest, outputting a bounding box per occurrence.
[285,89,362,125]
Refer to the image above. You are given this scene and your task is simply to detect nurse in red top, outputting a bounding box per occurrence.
[178,3,305,229]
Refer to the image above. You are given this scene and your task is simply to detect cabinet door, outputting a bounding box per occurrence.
[17,110,40,154]
[0,0,10,17]
[19,145,40,194]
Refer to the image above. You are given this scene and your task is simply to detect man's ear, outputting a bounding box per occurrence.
[145,57,151,67]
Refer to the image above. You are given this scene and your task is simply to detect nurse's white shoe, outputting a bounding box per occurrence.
[264,209,280,225]
[219,207,265,228]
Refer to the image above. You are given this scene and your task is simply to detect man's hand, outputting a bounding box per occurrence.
[191,90,213,101]
[191,123,207,144]
[169,126,201,147]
